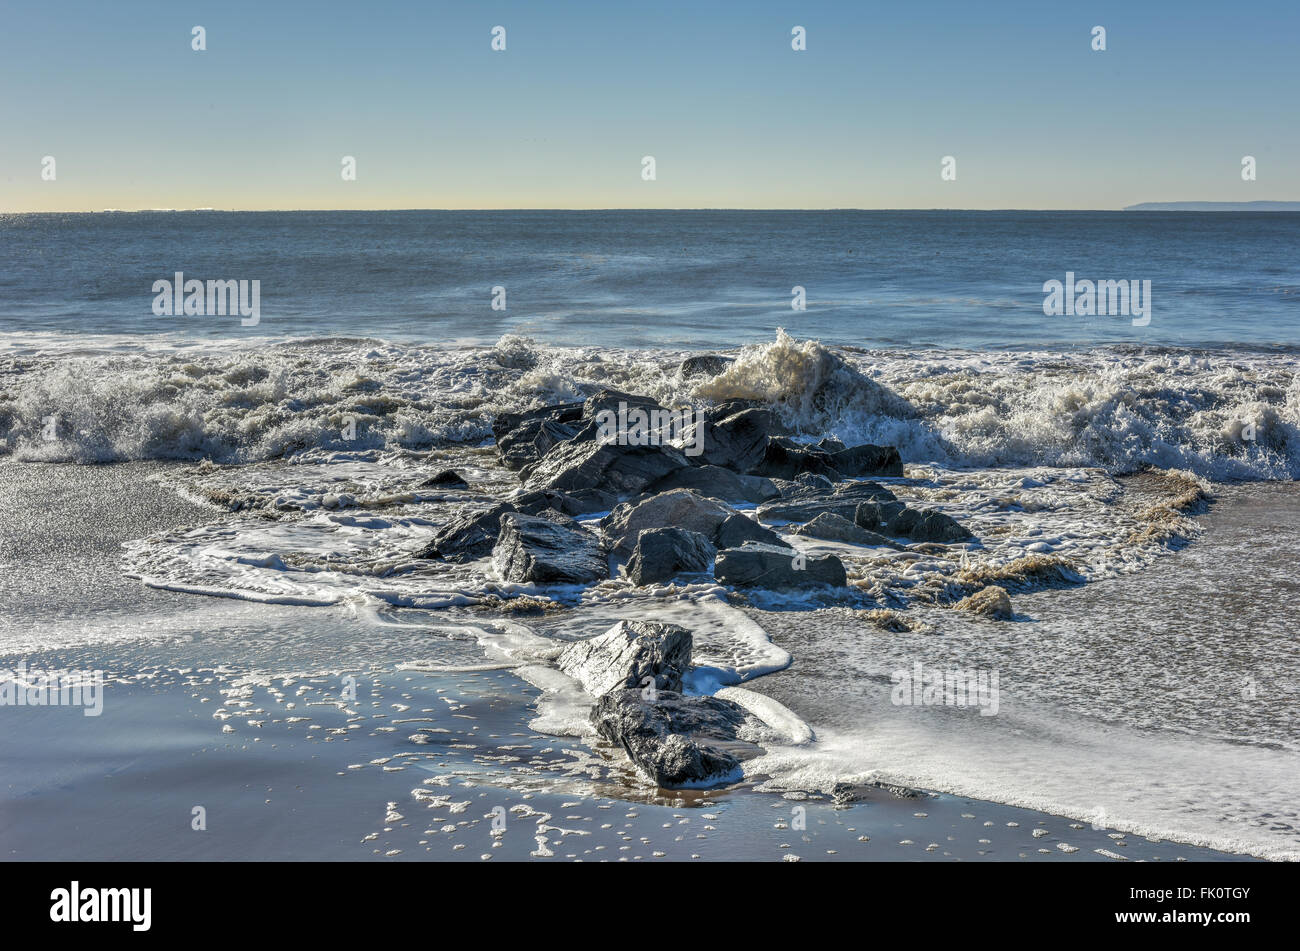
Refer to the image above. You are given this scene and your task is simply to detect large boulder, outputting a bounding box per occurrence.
[600,489,734,555]
[513,487,616,517]
[646,464,779,504]
[582,388,667,422]
[416,503,514,562]
[491,401,585,443]
[625,527,716,585]
[491,512,607,584]
[557,619,693,695]
[522,439,691,497]
[749,441,842,481]
[790,512,898,547]
[694,408,787,473]
[714,542,847,589]
[715,513,786,549]
[590,688,749,788]
[830,444,904,478]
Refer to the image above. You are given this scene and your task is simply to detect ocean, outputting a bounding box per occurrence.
[1,210,1297,861]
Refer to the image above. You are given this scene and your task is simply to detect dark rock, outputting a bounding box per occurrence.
[497,417,581,471]
[491,512,607,584]
[626,527,716,585]
[715,513,786,549]
[829,444,905,478]
[695,408,789,473]
[855,501,973,542]
[522,440,691,497]
[714,541,847,589]
[705,398,768,420]
[815,436,848,453]
[557,619,693,695]
[591,688,749,788]
[416,503,514,562]
[513,488,615,517]
[779,473,836,498]
[647,464,779,504]
[582,388,667,421]
[600,489,734,555]
[679,355,734,378]
[790,512,899,547]
[418,469,469,490]
[491,401,585,444]
[749,441,843,481]
[760,479,898,525]
[833,479,897,501]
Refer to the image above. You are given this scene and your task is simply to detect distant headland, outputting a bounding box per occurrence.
[1124,201,1300,211]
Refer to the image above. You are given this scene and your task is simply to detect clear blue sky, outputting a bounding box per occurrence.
[2,0,1297,210]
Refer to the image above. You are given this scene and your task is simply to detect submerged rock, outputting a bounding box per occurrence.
[557,619,693,695]
[646,464,779,504]
[591,688,749,788]
[714,541,847,589]
[600,489,734,555]
[418,469,470,490]
[491,512,607,584]
[625,527,716,585]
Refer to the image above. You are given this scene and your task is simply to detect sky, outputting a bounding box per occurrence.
[2,0,1298,211]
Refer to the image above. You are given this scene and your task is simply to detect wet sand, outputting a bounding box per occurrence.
[0,462,1268,861]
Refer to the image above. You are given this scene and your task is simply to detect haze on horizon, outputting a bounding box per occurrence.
[2,0,1298,213]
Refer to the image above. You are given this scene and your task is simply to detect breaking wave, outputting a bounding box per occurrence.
[1,331,1297,480]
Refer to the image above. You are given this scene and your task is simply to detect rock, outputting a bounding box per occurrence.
[815,436,848,453]
[646,464,779,504]
[833,479,897,501]
[557,619,693,695]
[497,417,581,471]
[513,488,615,517]
[855,501,973,542]
[789,512,899,547]
[749,441,842,481]
[582,388,667,421]
[715,513,786,549]
[491,401,585,444]
[491,512,607,584]
[679,355,734,378]
[757,494,864,525]
[830,444,904,478]
[522,439,691,497]
[418,469,469,489]
[954,585,1013,620]
[714,542,847,590]
[625,528,716,585]
[695,408,788,473]
[590,688,749,788]
[777,473,836,498]
[600,489,734,555]
[417,503,514,562]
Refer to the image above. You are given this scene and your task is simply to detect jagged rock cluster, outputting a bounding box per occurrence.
[417,378,974,590]
[557,619,759,787]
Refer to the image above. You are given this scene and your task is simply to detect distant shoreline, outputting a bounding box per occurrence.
[1124,201,1300,211]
